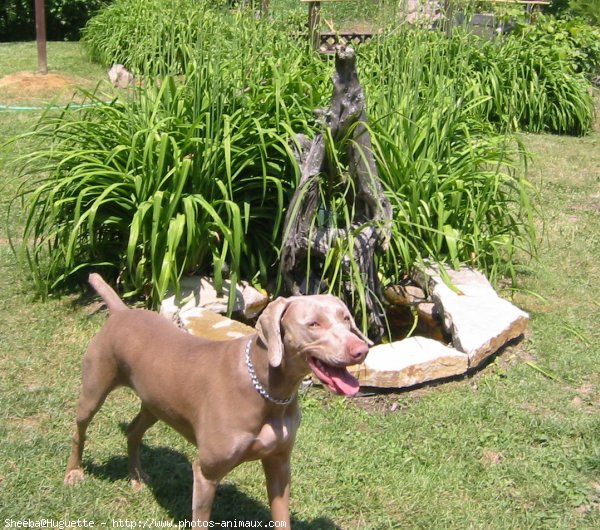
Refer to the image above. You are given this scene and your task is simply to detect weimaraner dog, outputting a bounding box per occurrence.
[64,273,370,526]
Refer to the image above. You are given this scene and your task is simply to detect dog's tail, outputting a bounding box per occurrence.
[89,273,128,313]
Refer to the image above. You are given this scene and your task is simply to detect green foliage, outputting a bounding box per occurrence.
[515,14,600,79]
[564,0,600,26]
[10,10,325,304]
[81,0,226,74]
[362,30,537,285]
[469,29,595,135]
[0,0,110,41]
[11,1,580,310]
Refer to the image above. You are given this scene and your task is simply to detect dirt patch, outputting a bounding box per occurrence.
[8,412,49,431]
[0,71,100,106]
[481,449,504,465]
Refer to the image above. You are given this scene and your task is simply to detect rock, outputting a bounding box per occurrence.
[383,284,427,305]
[420,265,529,368]
[417,302,437,320]
[159,277,258,340]
[107,64,134,88]
[181,307,255,341]
[415,263,495,297]
[160,276,269,320]
[348,337,468,389]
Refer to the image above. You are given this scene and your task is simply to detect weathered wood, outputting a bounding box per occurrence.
[281,46,392,339]
[35,0,48,75]
[308,2,321,50]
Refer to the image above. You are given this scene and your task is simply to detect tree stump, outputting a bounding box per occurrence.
[280,46,393,339]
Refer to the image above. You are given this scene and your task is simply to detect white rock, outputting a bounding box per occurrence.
[107,64,134,88]
[159,276,269,320]
[423,265,529,368]
[182,307,255,341]
[348,337,468,388]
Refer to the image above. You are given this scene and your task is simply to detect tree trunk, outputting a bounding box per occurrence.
[280,46,393,339]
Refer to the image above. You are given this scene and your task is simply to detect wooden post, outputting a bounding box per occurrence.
[444,0,453,38]
[260,0,269,17]
[308,2,321,50]
[35,0,48,74]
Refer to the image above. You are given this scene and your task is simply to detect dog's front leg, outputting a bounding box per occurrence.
[190,459,219,523]
[262,451,292,528]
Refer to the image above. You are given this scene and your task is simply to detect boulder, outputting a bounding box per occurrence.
[420,265,529,368]
[160,276,269,320]
[181,307,255,341]
[348,336,468,389]
[107,64,134,88]
[383,284,427,305]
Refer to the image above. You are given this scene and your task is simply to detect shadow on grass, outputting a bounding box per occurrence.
[86,443,339,530]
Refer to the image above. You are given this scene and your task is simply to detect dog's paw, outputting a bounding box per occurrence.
[130,470,150,492]
[64,468,85,485]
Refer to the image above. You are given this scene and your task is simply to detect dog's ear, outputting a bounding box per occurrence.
[255,297,291,367]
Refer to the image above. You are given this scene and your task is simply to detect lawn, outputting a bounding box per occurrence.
[0,41,599,530]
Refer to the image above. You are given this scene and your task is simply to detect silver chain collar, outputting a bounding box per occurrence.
[244,338,295,406]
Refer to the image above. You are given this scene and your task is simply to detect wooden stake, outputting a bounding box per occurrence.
[35,0,48,75]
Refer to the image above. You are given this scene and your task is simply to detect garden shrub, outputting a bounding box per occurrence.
[0,0,110,41]
[361,30,537,285]
[466,28,595,135]
[515,15,600,78]
[11,7,328,305]
[82,0,233,74]
[569,0,600,26]
[10,1,541,311]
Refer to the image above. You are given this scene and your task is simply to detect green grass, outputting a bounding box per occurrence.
[0,41,103,78]
[1,42,599,530]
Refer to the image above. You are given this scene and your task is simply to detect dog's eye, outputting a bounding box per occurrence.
[344,315,351,322]
[308,321,320,328]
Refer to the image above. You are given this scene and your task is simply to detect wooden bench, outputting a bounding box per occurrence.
[299,0,374,52]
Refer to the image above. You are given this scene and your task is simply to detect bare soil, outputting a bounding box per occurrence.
[0,71,99,105]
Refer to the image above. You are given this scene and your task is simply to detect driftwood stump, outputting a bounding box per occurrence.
[280,46,393,339]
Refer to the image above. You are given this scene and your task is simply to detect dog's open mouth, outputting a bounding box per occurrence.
[307,356,360,397]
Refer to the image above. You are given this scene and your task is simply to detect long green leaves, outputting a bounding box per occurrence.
[10,12,325,305]
[361,29,538,285]
[17,2,595,307]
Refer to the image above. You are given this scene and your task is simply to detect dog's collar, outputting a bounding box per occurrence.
[245,339,295,406]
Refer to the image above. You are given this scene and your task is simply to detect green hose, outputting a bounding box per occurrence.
[0,101,107,111]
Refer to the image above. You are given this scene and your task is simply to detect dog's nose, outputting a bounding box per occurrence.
[348,337,369,361]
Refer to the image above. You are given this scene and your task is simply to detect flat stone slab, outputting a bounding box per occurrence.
[180,307,255,341]
[422,265,529,368]
[348,337,468,389]
[160,276,269,320]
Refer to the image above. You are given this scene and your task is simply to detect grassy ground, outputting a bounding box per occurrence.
[1,42,599,530]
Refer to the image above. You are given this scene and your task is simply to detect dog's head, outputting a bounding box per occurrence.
[256,295,371,396]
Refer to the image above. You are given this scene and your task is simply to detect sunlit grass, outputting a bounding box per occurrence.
[1,40,599,530]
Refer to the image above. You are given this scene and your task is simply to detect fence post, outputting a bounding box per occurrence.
[308,2,321,50]
[35,0,48,74]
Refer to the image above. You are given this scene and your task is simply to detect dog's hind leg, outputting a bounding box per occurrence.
[127,404,158,490]
[64,345,119,485]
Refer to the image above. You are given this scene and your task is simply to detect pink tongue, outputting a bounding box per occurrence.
[308,358,360,396]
